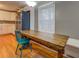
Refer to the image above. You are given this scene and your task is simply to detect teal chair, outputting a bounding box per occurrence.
[15,31,32,58]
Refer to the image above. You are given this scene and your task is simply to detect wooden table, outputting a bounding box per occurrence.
[21,30,69,58]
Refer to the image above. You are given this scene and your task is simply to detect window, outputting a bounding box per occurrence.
[38,2,55,33]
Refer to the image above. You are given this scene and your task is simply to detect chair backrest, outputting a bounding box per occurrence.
[15,31,21,41]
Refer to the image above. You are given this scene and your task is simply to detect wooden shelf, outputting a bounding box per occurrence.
[0,20,21,24]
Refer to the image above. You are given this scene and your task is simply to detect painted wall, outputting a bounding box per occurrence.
[22,1,79,39]
[55,1,79,57]
[55,1,79,39]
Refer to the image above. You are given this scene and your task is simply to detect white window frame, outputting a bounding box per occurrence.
[38,2,55,33]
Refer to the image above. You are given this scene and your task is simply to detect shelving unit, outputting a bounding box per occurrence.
[0,20,18,24]
[0,10,17,34]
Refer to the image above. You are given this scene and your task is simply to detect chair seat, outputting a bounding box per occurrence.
[18,38,30,45]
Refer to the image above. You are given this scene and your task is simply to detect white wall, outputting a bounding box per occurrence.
[55,2,79,57]
[22,1,79,39]
[55,1,79,39]
[30,7,35,30]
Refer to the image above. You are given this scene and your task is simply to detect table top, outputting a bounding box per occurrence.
[21,30,69,52]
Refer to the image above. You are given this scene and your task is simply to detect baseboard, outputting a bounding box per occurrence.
[64,54,75,58]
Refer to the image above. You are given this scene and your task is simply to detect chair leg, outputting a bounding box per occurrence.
[20,48,22,58]
[15,44,19,55]
[30,44,32,52]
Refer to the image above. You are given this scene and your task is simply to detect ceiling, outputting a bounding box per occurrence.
[0,1,45,12]
[0,1,27,12]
